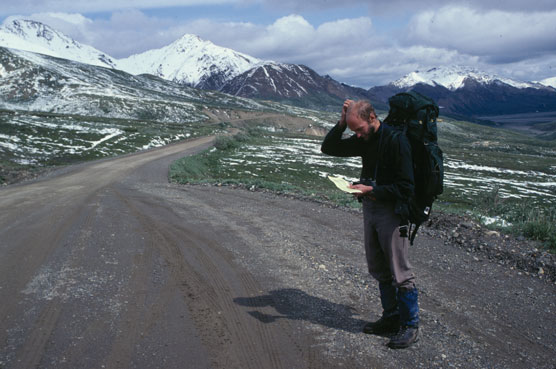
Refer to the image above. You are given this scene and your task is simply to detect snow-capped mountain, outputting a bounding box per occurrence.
[220,61,371,110]
[117,34,260,89]
[392,66,545,91]
[0,46,266,122]
[2,17,554,117]
[540,76,556,89]
[0,19,261,91]
[369,66,556,117]
[0,19,117,69]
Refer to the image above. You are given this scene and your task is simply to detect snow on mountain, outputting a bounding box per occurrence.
[0,46,267,122]
[0,19,118,69]
[392,66,543,91]
[117,34,260,88]
[539,76,556,89]
[0,20,259,89]
[219,61,372,111]
[222,61,319,98]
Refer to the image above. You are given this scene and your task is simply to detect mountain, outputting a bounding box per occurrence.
[0,19,258,91]
[368,66,556,117]
[0,46,267,122]
[117,34,260,89]
[392,66,546,91]
[2,45,342,181]
[0,19,117,69]
[3,19,553,118]
[540,77,556,89]
[0,18,363,111]
[219,61,373,111]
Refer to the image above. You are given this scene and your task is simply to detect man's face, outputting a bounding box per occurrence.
[347,112,376,140]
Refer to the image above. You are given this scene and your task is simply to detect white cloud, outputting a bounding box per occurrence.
[0,0,236,16]
[2,7,555,88]
[3,10,189,58]
[186,14,488,87]
[253,0,556,13]
[405,7,556,63]
[3,0,555,16]
[187,15,378,67]
[325,46,482,87]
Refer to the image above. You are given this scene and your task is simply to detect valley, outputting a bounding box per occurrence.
[0,26,555,369]
[1,133,554,369]
[477,111,556,138]
[1,9,555,369]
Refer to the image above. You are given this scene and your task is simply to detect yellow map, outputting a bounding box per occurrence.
[327,176,362,193]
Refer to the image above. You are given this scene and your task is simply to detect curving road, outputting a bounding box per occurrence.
[0,136,314,369]
[1,136,554,369]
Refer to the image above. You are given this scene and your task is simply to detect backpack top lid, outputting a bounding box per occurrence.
[384,91,439,125]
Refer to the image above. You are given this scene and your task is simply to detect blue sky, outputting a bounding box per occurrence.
[1,0,555,88]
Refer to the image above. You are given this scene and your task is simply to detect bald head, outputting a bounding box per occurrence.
[346,100,376,123]
[345,100,380,140]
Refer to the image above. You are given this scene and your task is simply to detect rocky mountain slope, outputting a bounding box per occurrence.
[220,62,372,110]
[0,46,268,122]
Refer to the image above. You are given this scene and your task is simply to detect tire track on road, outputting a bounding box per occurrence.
[110,186,307,369]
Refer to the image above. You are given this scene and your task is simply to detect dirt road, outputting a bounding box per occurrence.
[1,136,554,368]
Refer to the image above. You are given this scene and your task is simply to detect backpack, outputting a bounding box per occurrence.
[383,91,444,245]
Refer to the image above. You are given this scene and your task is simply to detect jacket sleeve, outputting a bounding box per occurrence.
[321,122,362,157]
[371,133,415,202]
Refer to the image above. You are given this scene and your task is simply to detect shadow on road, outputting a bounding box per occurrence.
[234,288,367,333]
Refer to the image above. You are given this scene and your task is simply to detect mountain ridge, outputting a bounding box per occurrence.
[392,66,549,91]
[1,17,556,118]
[4,17,553,93]
[219,61,372,111]
[0,19,118,69]
[369,67,556,117]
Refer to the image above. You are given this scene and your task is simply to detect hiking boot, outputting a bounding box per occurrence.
[362,314,400,335]
[387,325,419,349]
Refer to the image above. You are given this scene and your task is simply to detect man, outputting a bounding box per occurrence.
[321,99,419,349]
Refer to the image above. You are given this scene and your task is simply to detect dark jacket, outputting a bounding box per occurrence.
[321,122,415,204]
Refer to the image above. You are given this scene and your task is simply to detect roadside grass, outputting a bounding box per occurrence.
[471,187,556,251]
[170,121,556,252]
[169,129,362,208]
[0,109,221,183]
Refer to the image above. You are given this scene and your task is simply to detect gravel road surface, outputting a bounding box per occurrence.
[1,136,554,369]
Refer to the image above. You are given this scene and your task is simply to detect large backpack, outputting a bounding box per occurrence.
[384,91,444,245]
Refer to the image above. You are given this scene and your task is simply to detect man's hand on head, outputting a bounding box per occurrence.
[340,99,354,128]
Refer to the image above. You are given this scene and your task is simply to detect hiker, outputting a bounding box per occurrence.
[321,99,419,349]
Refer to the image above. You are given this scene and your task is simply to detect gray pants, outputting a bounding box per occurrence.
[363,198,415,289]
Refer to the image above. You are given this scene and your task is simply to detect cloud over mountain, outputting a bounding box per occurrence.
[256,0,556,13]
[405,6,556,63]
[1,2,555,88]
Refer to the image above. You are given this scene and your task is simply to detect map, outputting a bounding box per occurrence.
[327,176,362,193]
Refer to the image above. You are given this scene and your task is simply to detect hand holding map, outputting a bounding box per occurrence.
[327,176,362,193]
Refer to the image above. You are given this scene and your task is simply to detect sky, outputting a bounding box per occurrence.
[1,0,556,88]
